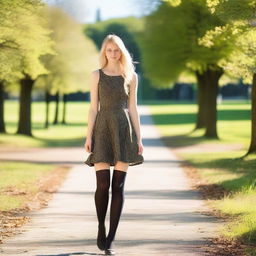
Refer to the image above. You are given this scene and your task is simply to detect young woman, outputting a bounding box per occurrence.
[84,34,144,255]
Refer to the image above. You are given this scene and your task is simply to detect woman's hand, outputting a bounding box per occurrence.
[137,140,144,155]
[84,137,92,153]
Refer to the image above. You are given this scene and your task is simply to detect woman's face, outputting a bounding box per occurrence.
[105,42,121,62]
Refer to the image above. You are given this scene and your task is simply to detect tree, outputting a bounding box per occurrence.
[0,0,26,133]
[16,1,54,136]
[138,0,236,138]
[0,0,55,136]
[0,80,7,133]
[205,0,256,154]
[38,6,98,126]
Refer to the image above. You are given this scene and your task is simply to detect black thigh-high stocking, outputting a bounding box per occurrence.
[94,169,110,250]
[105,169,127,249]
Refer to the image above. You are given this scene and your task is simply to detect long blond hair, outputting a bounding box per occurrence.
[99,34,135,96]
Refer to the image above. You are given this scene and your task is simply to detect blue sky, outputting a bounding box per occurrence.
[44,0,156,23]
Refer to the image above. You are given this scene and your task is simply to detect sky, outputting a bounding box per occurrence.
[44,0,157,23]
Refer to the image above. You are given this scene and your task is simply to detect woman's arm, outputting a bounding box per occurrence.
[86,70,99,139]
[128,72,142,143]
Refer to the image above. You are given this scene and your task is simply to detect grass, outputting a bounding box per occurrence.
[0,100,90,147]
[0,100,81,211]
[147,100,256,250]
[182,151,256,244]
[0,161,54,211]
[145,100,251,147]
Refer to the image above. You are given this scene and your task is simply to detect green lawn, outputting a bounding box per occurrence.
[145,100,251,147]
[0,161,54,211]
[147,100,256,249]
[0,100,90,147]
[0,100,83,211]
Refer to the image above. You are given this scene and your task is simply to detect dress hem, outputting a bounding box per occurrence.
[84,156,144,167]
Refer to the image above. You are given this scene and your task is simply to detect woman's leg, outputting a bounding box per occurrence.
[105,161,129,251]
[94,162,111,250]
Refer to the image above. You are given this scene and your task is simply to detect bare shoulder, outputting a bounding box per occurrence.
[130,71,138,86]
[132,71,138,80]
[91,69,100,81]
[91,69,100,79]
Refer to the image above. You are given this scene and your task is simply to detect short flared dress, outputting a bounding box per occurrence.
[84,68,144,167]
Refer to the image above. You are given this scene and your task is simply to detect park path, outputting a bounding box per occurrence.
[0,106,222,256]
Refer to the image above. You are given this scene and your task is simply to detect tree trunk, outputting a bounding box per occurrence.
[0,81,6,133]
[245,73,256,155]
[204,68,223,138]
[45,90,50,129]
[17,75,34,136]
[194,71,207,130]
[53,91,59,125]
[62,93,67,124]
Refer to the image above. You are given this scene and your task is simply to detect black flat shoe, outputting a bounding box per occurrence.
[104,236,115,255]
[97,225,106,250]
[104,248,115,255]
[97,238,106,251]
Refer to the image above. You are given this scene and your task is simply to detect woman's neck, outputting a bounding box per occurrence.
[104,63,121,74]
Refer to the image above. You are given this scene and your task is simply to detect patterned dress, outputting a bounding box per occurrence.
[84,69,144,167]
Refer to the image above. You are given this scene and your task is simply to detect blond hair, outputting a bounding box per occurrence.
[99,34,135,96]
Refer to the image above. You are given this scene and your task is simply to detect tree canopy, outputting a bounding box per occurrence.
[38,6,98,95]
[0,0,54,83]
[138,0,233,87]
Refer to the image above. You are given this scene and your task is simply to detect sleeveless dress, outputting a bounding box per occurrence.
[84,69,144,167]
